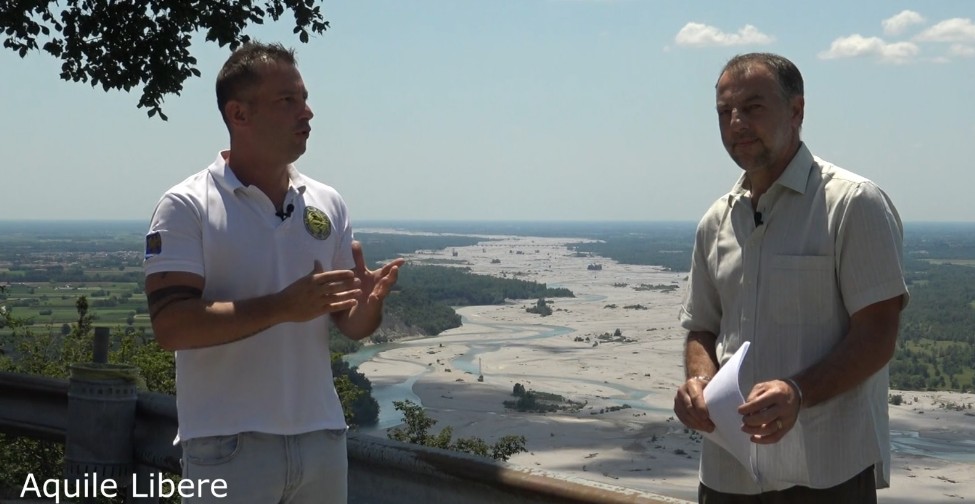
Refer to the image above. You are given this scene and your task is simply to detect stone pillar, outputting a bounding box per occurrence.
[64,361,140,497]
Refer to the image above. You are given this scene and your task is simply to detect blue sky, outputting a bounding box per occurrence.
[1,1,973,223]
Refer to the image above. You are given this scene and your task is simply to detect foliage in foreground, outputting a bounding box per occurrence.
[0,296,378,499]
[331,351,379,428]
[0,0,329,119]
[387,400,526,462]
[0,297,177,498]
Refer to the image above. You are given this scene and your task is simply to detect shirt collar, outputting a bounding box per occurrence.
[208,150,308,195]
[776,142,814,195]
[728,142,814,202]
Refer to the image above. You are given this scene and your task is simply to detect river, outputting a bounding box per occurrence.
[345,313,975,463]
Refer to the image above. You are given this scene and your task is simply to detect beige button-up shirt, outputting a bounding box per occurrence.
[679,143,909,493]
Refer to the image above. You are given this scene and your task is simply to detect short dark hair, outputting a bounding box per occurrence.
[718,53,804,101]
[215,41,297,121]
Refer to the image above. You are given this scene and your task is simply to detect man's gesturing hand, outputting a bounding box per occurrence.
[280,261,361,322]
[351,240,404,307]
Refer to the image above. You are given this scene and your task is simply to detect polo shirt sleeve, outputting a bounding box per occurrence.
[143,192,205,277]
[679,213,722,335]
[333,225,355,271]
[835,182,910,316]
[329,196,356,271]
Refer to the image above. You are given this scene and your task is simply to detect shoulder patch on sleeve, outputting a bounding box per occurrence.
[145,232,162,259]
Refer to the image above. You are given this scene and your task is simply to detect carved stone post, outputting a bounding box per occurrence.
[64,327,140,502]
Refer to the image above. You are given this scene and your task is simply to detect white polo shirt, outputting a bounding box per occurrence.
[145,151,355,442]
[680,143,909,493]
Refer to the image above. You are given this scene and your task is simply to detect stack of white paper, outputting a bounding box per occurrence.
[701,341,759,481]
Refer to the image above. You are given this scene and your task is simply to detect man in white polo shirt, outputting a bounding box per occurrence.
[143,41,404,503]
[672,53,909,503]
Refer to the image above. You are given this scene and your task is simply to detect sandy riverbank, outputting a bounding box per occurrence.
[355,234,975,503]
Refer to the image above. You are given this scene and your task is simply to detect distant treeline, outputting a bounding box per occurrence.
[554,222,697,273]
[903,222,975,261]
[357,233,574,336]
[568,237,692,272]
[393,265,573,306]
[2,221,974,392]
[383,289,462,336]
[0,221,146,257]
[360,221,698,272]
[902,263,975,343]
[1,265,143,284]
[355,233,485,269]
[380,264,573,336]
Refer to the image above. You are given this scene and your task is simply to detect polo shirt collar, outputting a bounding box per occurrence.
[209,150,308,195]
[209,151,244,192]
[286,165,309,195]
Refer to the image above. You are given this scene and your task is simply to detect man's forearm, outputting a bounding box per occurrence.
[151,294,286,351]
[685,330,720,379]
[791,296,902,409]
[332,301,383,341]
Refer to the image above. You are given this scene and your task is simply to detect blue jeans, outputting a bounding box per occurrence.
[181,429,348,504]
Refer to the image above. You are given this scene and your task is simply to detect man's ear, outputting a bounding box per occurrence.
[224,100,248,128]
[791,95,805,129]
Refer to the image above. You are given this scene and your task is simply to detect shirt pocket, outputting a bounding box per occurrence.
[769,255,835,326]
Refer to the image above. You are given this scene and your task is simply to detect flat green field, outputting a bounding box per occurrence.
[0,281,151,338]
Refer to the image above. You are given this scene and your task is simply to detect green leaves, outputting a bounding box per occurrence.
[387,399,528,462]
[0,0,330,120]
[331,351,380,427]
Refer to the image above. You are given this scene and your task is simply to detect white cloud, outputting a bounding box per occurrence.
[818,34,920,64]
[914,18,975,43]
[674,22,774,48]
[883,10,926,36]
[949,43,975,58]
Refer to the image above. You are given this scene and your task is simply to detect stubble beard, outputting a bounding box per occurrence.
[729,139,774,174]
[283,136,308,165]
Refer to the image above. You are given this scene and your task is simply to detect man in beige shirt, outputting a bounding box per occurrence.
[673,53,909,503]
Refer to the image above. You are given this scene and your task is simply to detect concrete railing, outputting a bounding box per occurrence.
[0,370,688,503]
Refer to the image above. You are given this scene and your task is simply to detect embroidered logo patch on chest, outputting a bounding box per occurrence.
[303,206,332,240]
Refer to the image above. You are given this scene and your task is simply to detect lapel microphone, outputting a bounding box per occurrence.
[276,204,295,221]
